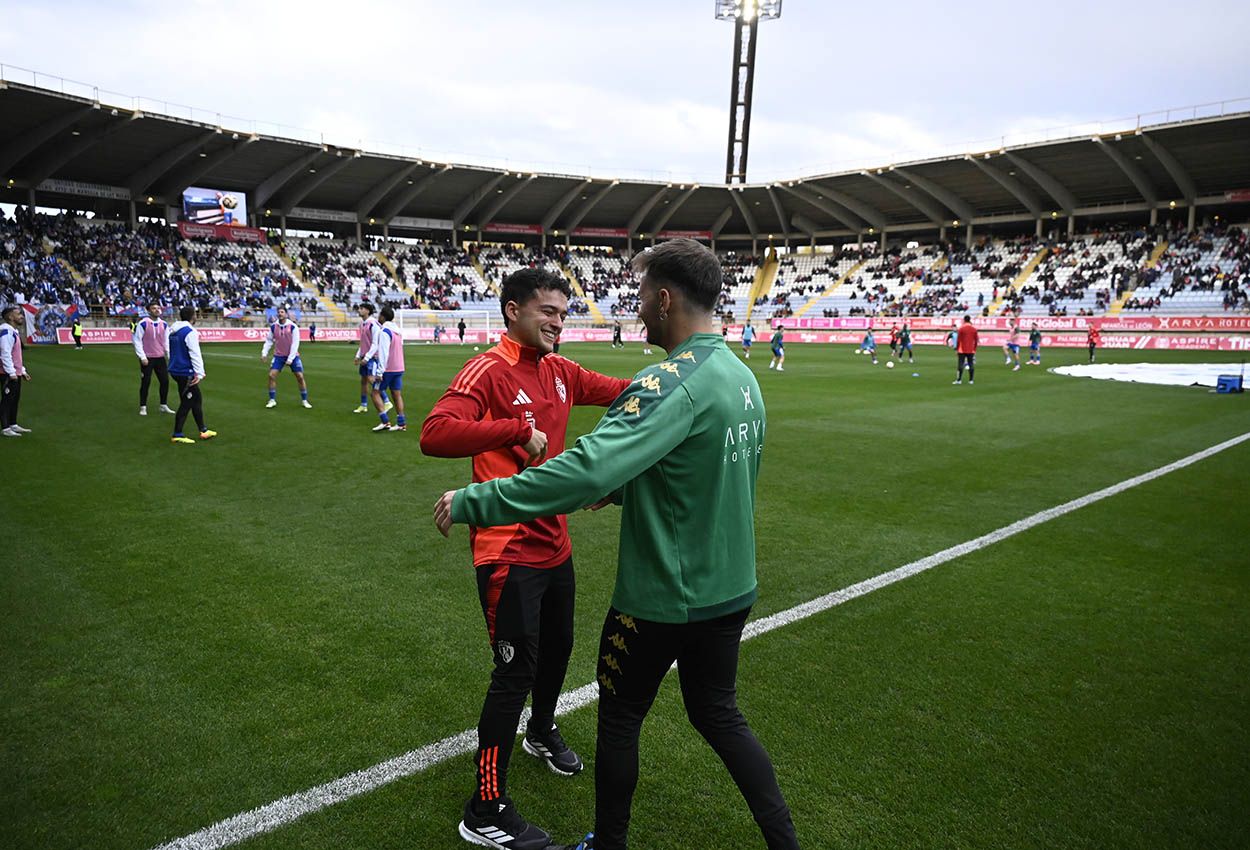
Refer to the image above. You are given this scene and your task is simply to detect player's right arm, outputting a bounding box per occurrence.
[376,328,391,373]
[0,328,15,377]
[420,359,532,458]
[261,324,274,359]
[133,319,148,363]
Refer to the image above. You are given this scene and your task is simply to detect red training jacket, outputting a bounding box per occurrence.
[957,323,979,354]
[421,334,632,569]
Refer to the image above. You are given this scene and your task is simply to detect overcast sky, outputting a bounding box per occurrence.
[1,0,1247,183]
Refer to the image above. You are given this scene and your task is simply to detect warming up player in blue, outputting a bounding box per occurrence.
[262,306,311,408]
[858,328,879,364]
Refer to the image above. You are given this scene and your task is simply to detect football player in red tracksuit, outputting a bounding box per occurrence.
[421,267,632,850]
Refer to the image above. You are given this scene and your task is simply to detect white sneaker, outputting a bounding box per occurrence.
[302,400,313,409]
[2,427,19,437]
[1012,365,1020,371]
[139,406,148,416]
[13,425,31,433]
[160,404,175,414]
[372,422,390,432]
[952,380,962,385]
[266,399,277,408]
[777,366,784,372]
[768,362,775,369]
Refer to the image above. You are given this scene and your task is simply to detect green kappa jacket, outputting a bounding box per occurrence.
[452,332,766,623]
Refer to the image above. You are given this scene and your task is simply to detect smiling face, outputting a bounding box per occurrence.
[506,287,568,354]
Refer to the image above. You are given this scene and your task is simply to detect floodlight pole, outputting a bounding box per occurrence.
[724,15,759,185]
[717,1,781,185]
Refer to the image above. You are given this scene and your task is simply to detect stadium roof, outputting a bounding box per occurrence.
[1,79,1248,243]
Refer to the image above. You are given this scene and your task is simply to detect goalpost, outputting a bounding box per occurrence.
[396,309,496,344]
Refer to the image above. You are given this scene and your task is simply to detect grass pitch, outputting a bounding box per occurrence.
[3,340,1248,849]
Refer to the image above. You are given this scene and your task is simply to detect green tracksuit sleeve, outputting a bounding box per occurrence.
[452,377,694,527]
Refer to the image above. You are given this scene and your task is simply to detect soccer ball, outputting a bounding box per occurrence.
[473,346,480,351]
[886,361,895,369]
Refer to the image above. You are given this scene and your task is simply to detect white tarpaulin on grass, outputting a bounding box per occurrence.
[1051,363,1245,388]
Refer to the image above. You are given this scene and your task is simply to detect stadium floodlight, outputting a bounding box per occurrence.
[716,1,782,185]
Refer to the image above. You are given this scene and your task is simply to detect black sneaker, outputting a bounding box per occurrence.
[549,833,594,850]
[522,723,584,776]
[458,796,551,849]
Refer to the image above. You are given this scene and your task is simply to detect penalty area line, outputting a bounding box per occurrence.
[151,429,1250,850]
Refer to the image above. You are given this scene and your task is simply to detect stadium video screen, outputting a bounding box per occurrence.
[182,186,249,226]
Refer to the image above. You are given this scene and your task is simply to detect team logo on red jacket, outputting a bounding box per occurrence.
[555,376,567,403]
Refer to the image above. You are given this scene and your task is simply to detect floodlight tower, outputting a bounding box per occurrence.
[716,0,782,185]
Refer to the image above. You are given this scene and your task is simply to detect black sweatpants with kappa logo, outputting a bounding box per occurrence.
[594,605,800,850]
[472,557,575,807]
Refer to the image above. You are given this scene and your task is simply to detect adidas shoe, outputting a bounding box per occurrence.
[352,404,368,414]
[550,833,594,850]
[2,427,21,437]
[139,406,148,416]
[522,723,583,776]
[372,422,391,432]
[12,425,30,433]
[302,400,313,409]
[458,796,551,849]
[265,399,277,408]
[160,404,175,414]
[388,424,407,431]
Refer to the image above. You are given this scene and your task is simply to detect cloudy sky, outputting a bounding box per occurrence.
[1,0,1246,183]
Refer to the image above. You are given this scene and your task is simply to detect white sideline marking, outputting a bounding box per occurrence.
[151,430,1250,850]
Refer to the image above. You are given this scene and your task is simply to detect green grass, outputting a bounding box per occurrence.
[3,340,1248,850]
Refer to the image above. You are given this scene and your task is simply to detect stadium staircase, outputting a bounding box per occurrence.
[469,255,501,297]
[41,238,88,289]
[178,255,207,283]
[990,246,1051,315]
[557,263,605,324]
[274,243,347,323]
[792,257,869,318]
[375,250,427,308]
[910,256,947,299]
[745,248,780,323]
[1107,240,1169,316]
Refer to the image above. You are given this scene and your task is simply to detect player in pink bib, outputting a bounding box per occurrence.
[262,307,311,408]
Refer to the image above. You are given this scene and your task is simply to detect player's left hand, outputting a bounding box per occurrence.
[22,371,32,381]
[434,490,457,537]
[583,497,614,512]
[261,354,268,361]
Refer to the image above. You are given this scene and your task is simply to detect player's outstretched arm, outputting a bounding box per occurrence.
[446,383,693,531]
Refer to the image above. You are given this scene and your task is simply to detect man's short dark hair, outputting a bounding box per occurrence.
[180,306,195,322]
[2,305,19,320]
[360,302,375,315]
[499,267,571,327]
[963,314,972,323]
[380,305,395,322]
[631,238,722,312]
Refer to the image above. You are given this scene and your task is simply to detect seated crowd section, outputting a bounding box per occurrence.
[2,205,1246,325]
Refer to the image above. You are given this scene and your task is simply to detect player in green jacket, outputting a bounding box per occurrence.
[435,238,800,850]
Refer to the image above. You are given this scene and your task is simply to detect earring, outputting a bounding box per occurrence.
[659,311,667,321]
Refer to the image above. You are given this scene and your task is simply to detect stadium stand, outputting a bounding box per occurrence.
[3,205,1248,324]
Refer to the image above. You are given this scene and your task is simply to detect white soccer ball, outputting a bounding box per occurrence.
[473,346,480,351]
[886,360,895,369]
